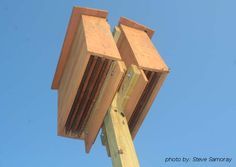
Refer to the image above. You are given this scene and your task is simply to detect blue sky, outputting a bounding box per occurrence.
[0,0,235,166]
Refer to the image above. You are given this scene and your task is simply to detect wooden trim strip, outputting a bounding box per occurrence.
[119,17,154,38]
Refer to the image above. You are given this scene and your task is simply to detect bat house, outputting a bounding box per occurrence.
[113,17,169,139]
[51,7,125,152]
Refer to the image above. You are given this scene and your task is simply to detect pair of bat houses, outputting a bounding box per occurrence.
[51,6,169,167]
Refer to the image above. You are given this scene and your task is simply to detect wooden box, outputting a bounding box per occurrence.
[114,17,169,138]
[51,7,125,152]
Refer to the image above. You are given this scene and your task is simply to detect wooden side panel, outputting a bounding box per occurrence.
[123,70,148,121]
[52,9,80,89]
[119,24,169,72]
[131,73,168,139]
[57,21,89,138]
[84,61,126,153]
[82,15,121,60]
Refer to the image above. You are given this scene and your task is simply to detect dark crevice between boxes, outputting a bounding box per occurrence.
[128,71,161,135]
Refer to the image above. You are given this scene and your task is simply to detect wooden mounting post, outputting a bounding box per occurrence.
[101,65,143,167]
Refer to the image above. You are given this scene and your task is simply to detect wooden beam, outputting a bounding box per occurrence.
[120,67,147,121]
[104,106,139,167]
[102,65,142,167]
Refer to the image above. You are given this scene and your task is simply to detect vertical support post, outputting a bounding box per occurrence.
[102,65,142,167]
[103,105,140,167]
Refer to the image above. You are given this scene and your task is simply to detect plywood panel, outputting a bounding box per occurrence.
[58,43,89,138]
[57,22,87,137]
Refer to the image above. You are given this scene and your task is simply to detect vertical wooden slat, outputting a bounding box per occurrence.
[85,61,126,153]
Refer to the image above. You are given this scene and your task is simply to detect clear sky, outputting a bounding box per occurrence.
[0,0,235,167]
